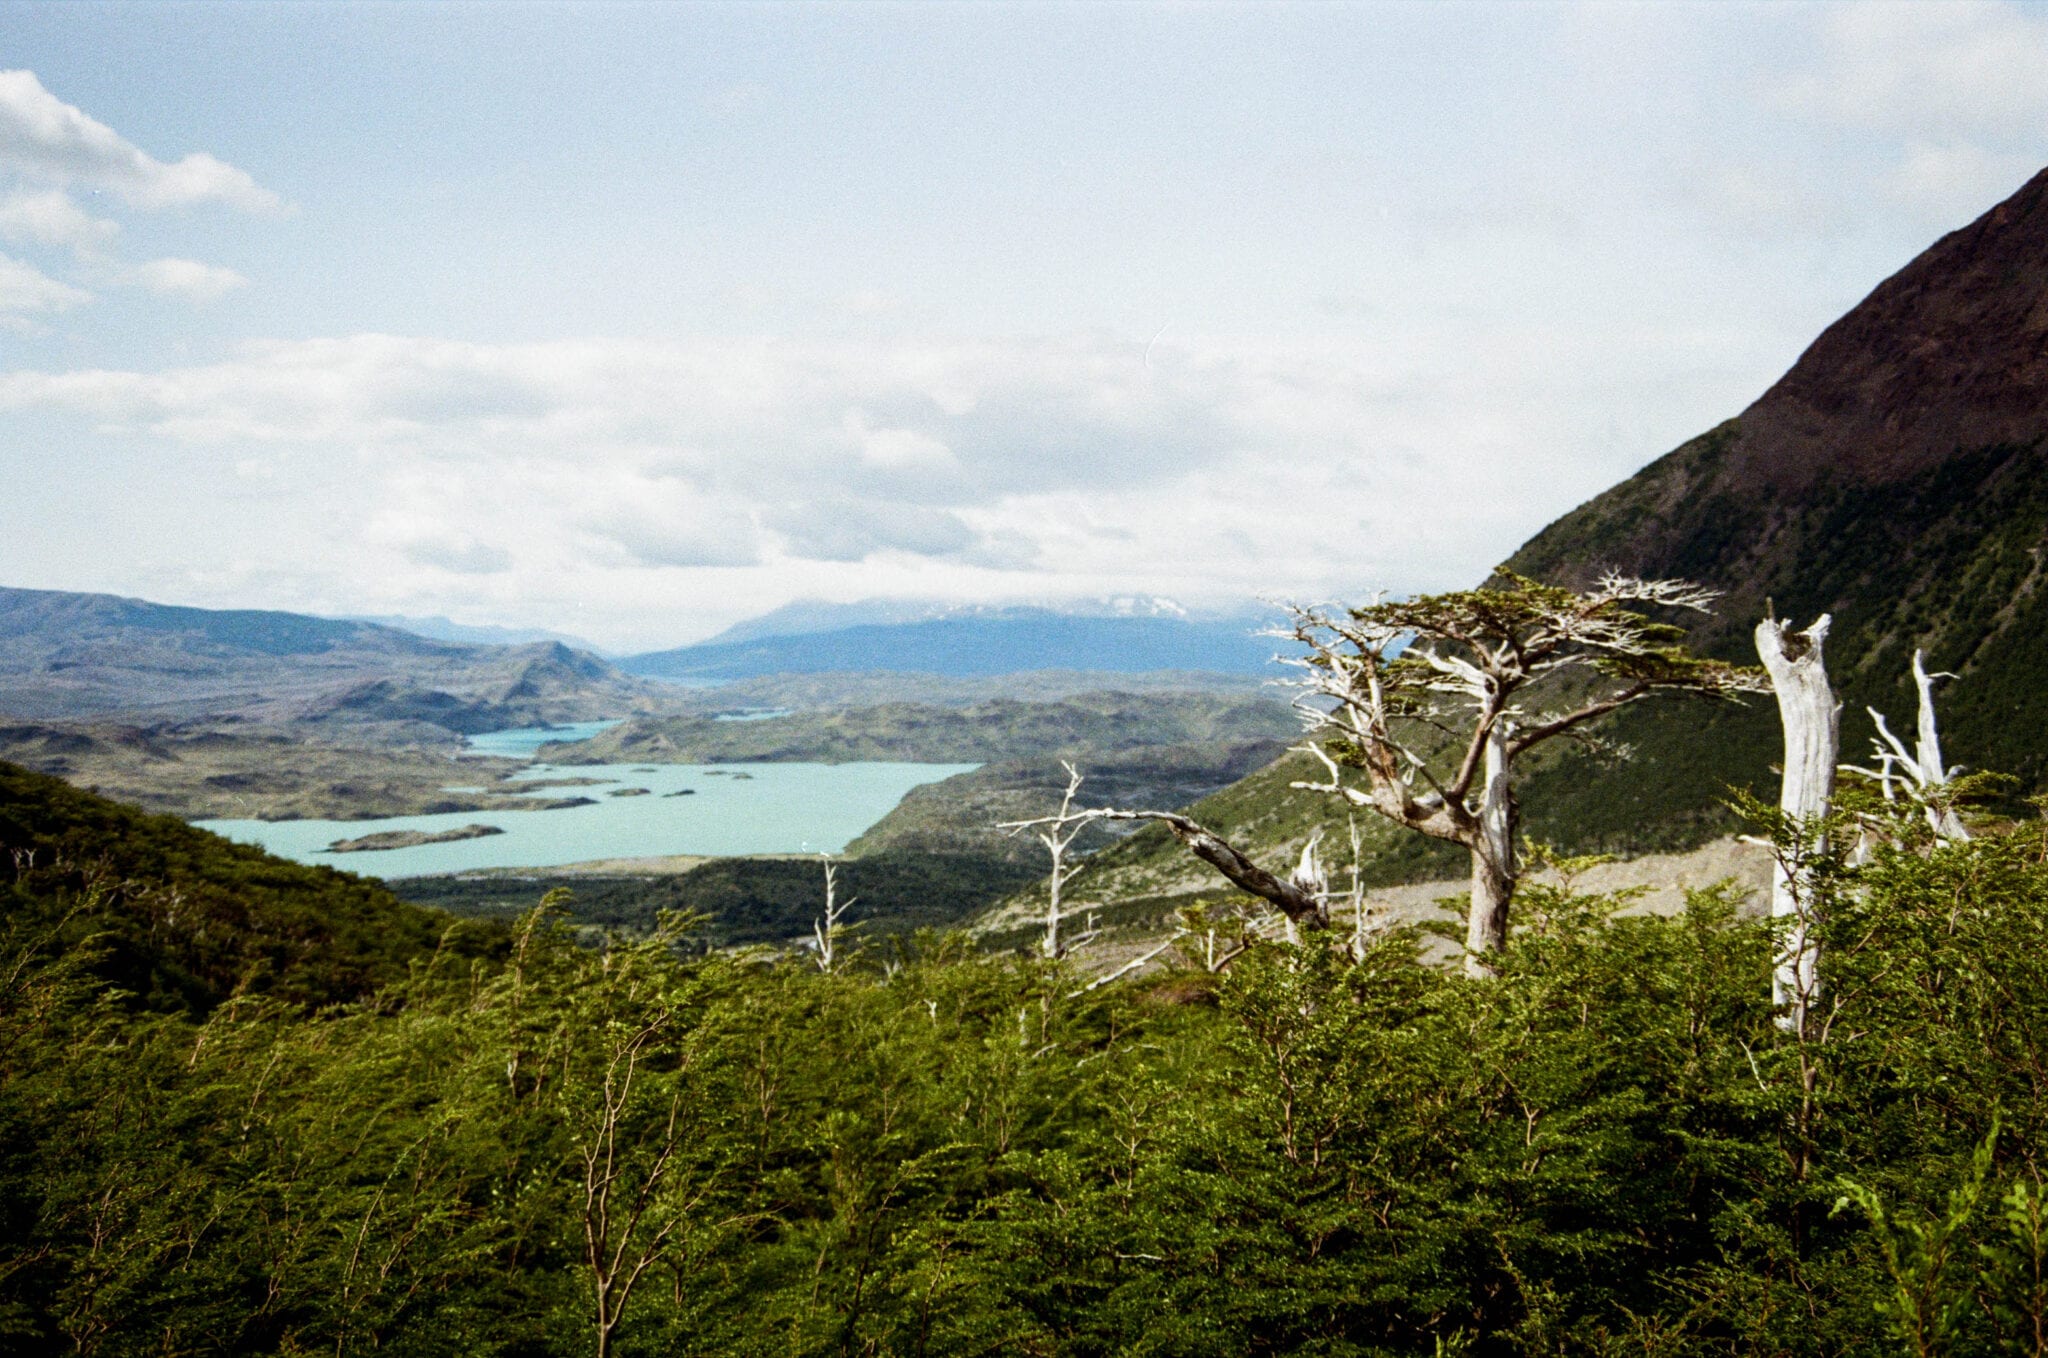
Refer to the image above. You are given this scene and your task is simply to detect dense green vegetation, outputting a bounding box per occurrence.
[1508,438,2048,852]
[8,758,2048,1353]
[0,760,480,1014]
[394,850,1039,948]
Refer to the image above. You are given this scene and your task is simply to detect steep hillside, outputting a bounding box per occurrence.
[0,760,475,1012]
[1047,164,2048,907]
[1506,165,2048,846]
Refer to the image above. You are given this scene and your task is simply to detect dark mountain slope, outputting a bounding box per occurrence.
[1044,165,2048,897]
[0,760,475,1013]
[1506,167,2048,847]
[1513,164,2048,590]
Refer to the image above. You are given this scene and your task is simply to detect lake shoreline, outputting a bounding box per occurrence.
[196,725,979,877]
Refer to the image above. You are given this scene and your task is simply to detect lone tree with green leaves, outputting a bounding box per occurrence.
[1282,570,1766,975]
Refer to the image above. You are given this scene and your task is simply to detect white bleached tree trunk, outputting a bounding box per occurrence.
[811,856,854,973]
[1846,648,1971,849]
[1900,650,1970,841]
[1755,616,1840,1029]
[1001,762,1102,960]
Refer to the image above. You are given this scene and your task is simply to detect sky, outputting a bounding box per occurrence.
[2,1,2046,653]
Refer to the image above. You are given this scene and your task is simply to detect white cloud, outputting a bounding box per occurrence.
[845,413,956,472]
[0,188,117,254]
[0,69,283,212]
[569,475,765,570]
[1779,3,2048,141]
[132,257,248,303]
[0,333,1257,507]
[0,316,1782,646]
[1887,140,2044,217]
[0,253,89,314]
[404,536,514,576]
[365,507,515,576]
[764,497,980,563]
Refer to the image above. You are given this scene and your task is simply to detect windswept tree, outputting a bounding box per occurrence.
[1002,572,1761,977]
[1285,570,1764,975]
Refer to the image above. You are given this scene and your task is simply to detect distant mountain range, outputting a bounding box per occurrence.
[341,614,609,654]
[0,586,655,742]
[0,585,1284,731]
[619,607,1281,681]
[693,595,1206,648]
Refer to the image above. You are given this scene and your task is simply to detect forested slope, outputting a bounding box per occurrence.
[0,759,470,1012]
[9,760,2048,1351]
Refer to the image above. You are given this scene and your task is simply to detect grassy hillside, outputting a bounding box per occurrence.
[973,748,1471,937]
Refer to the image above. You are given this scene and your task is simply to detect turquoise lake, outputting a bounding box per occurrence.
[195,724,976,878]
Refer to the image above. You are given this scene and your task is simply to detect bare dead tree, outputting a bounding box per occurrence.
[810,855,856,973]
[999,767,1332,979]
[1002,577,1758,986]
[1172,899,1260,974]
[998,761,1102,959]
[1341,817,1386,961]
[1071,933,1188,995]
[998,576,1756,980]
[1844,648,1972,844]
[1756,615,1840,1033]
[1280,570,1766,977]
[1043,806,1328,925]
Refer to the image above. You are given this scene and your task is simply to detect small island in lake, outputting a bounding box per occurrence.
[326,824,505,854]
